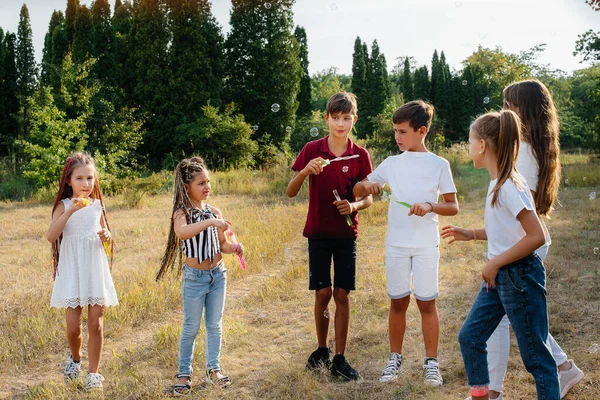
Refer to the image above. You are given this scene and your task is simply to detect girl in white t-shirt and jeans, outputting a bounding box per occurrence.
[442,110,559,400]
[474,80,583,400]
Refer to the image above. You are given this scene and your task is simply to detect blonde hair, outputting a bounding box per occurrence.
[471,110,522,207]
[503,79,560,216]
[156,156,208,281]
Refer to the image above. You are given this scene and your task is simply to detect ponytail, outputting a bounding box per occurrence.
[471,110,522,207]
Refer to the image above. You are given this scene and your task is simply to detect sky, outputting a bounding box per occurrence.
[0,0,598,76]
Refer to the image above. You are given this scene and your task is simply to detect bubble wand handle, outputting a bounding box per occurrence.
[227,230,246,270]
[332,189,353,226]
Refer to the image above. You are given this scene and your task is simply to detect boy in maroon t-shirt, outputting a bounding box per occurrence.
[286,92,373,381]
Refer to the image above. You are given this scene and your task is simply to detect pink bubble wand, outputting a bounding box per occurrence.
[227,230,246,270]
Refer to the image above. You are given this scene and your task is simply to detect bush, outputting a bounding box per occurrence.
[122,172,172,208]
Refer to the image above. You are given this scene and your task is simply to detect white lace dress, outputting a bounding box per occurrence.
[50,198,119,308]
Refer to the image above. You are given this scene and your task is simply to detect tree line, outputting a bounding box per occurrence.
[0,0,598,193]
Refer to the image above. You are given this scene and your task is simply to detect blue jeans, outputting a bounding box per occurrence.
[458,254,559,399]
[178,262,227,376]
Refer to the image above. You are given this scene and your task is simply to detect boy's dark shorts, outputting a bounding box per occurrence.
[308,237,356,291]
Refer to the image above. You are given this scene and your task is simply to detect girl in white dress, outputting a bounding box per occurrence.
[47,152,118,391]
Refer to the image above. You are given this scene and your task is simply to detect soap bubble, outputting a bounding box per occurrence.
[310,127,319,137]
[590,343,599,354]
[285,126,292,133]
[462,80,468,86]
[590,192,596,201]
[323,310,330,318]
[265,2,271,9]
[594,247,599,255]
[583,176,587,181]
[247,154,253,162]
[330,3,338,10]
[454,0,462,6]
[565,178,569,185]
[252,125,259,131]
[271,103,280,112]
[483,97,490,104]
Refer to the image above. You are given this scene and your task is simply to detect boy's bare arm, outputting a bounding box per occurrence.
[411,192,459,217]
[286,157,326,198]
[353,178,382,198]
[352,194,373,211]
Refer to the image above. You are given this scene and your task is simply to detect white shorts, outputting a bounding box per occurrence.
[385,245,439,301]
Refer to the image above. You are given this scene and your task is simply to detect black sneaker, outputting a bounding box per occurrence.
[306,347,331,370]
[330,354,362,381]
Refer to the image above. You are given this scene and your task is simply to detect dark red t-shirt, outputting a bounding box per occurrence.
[292,136,373,239]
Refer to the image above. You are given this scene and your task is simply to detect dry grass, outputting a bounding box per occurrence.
[0,160,599,399]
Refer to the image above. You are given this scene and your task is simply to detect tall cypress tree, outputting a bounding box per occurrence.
[294,26,311,117]
[65,0,80,46]
[225,0,302,150]
[130,0,171,165]
[401,57,414,101]
[16,4,36,139]
[113,0,134,100]
[413,65,430,101]
[168,0,224,123]
[436,51,451,126]
[430,50,440,106]
[91,0,115,85]
[363,40,389,137]
[355,40,370,137]
[72,5,94,64]
[41,11,65,86]
[1,32,19,153]
[351,36,366,100]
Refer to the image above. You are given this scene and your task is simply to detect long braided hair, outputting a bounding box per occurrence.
[156,156,208,281]
[51,152,113,279]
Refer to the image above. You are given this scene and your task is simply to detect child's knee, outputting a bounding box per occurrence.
[67,324,82,338]
[390,297,410,312]
[416,299,437,314]
[315,287,332,304]
[87,318,103,335]
[332,287,349,302]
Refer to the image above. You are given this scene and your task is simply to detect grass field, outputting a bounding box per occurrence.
[0,153,598,399]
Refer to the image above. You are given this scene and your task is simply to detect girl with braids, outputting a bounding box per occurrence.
[156,156,243,396]
[47,152,117,391]
[441,110,560,399]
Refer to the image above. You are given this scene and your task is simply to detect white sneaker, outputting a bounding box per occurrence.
[559,360,584,398]
[63,355,81,383]
[379,353,403,383]
[86,373,105,391]
[423,357,443,387]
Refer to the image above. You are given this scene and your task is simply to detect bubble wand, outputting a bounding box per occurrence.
[227,230,246,270]
[322,154,360,167]
[332,189,353,226]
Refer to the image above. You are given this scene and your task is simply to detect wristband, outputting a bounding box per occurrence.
[425,201,434,213]
[472,229,477,241]
[470,386,489,397]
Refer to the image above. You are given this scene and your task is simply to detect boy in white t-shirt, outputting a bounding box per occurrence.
[353,100,458,386]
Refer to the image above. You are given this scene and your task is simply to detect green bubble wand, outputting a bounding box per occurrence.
[380,183,411,208]
[332,189,353,226]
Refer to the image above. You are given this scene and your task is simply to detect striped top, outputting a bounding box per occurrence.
[181,204,221,263]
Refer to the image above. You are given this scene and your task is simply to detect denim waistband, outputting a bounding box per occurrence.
[499,253,539,270]
[183,260,225,274]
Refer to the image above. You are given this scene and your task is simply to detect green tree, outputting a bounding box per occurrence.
[112,0,134,99]
[91,0,115,85]
[225,0,302,155]
[413,65,430,101]
[295,26,311,117]
[65,0,80,45]
[41,11,65,86]
[173,105,258,170]
[351,37,368,136]
[16,4,37,139]
[430,50,440,105]
[168,0,224,122]
[0,30,19,155]
[129,0,171,166]
[400,57,414,101]
[72,5,94,64]
[311,67,349,111]
[362,40,389,138]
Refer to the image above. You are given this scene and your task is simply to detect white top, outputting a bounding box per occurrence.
[367,151,456,247]
[484,177,536,259]
[516,141,551,249]
[50,198,118,309]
